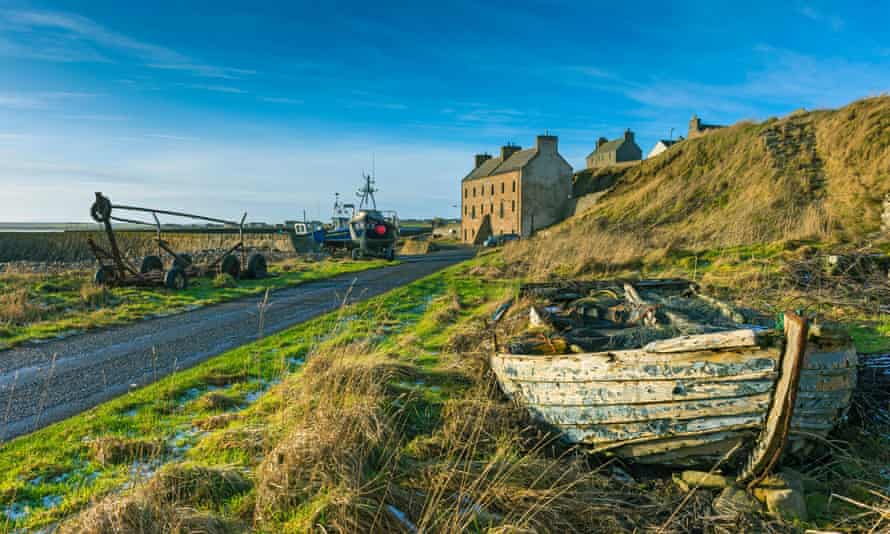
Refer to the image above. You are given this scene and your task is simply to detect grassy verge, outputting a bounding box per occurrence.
[0,255,502,532]
[3,252,889,532]
[0,257,391,351]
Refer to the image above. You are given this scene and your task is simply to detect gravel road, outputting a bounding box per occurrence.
[0,249,474,441]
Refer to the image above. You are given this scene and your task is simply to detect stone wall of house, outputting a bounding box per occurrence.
[460,170,521,243]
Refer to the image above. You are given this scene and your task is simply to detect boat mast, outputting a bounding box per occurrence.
[357,171,377,210]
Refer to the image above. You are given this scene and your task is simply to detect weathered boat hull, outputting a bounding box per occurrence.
[490,319,857,467]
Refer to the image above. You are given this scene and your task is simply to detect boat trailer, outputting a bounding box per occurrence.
[87,192,268,290]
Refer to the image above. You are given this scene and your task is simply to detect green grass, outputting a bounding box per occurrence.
[0,258,391,350]
[0,255,509,532]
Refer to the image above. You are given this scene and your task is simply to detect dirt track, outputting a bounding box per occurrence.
[0,250,474,441]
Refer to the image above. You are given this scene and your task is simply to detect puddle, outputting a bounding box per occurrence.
[40,495,63,509]
[3,502,29,521]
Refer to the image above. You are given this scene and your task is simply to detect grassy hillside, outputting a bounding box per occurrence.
[509,96,890,278]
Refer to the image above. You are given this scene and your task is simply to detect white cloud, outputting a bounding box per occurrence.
[147,63,257,80]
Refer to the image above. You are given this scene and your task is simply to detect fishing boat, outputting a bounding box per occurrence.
[489,280,857,478]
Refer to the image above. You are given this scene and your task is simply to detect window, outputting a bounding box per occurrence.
[490,184,494,195]
[471,206,476,219]
[512,181,516,192]
[464,205,467,216]
[499,201,504,218]
[464,188,467,198]
[501,183,505,194]
[473,187,476,197]
[464,229,467,240]
[490,203,493,214]
[512,200,515,212]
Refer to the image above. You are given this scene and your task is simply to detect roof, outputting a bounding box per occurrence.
[658,139,680,147]
[586,137,625,159]
[462,148,539,182]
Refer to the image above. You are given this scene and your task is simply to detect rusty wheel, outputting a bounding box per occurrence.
[221,254,240,279]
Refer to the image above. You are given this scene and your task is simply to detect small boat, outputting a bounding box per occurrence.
[489,280,857,478]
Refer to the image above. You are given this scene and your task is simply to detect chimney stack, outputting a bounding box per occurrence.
[474,153,492,168]
[597,137,608,149]
[535,134,557,153]
[624,129,634,142]
[500,143,521,161]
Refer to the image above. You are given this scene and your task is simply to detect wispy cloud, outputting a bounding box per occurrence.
[182,83,247,94]
[798,6,845,31]
[145,134,200,142]
[0,9,253,78]
[55,114,127,121]
[259,96,303,105]
[0,91,97,110]
[147,63,256,79]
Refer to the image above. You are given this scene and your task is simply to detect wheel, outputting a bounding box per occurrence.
[351,248,363,261]
[94,266,115,286]
[173,253,193,270]
[140,255,164,274]
[90,195,112,223]
[164,268,188,290]
[385,247,395,261]
[221,254,240,279]
[246,253,267,279]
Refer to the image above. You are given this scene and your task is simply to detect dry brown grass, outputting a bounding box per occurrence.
[146,463,252,507]
[79,283,111,309]
[89,437,164,465]
[0,287,42,325]
[58,493,239,534]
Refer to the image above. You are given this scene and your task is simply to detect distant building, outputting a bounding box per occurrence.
[586,129,642,168]
[460,135,573,244]
[688,114,725,138]
[647,137,683,159]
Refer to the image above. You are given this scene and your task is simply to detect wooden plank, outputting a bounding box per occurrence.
[500,375,776,406]
[797,372,856,392]
[738,312,807,485]
[630,438,747,465]
[491,348,778,382]
[643,329,764,353]
[559,413,765,446]
[596,428,756,456]
[801,347,858,370]
[526,393,772,426]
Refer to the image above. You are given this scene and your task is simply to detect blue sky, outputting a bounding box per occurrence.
[1,1,888,222]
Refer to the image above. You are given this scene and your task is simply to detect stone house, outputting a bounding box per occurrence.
[461,135,573,244]
[586,129,642,168]
[647,137,683,159]
[688,114,725,138]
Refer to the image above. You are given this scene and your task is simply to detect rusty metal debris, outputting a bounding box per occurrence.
[87,192,268,290]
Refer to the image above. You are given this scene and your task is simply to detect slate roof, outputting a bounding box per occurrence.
[586,137,626,159]
[462,148,539,182]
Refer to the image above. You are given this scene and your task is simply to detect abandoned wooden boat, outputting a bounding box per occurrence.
[490,280,857,474]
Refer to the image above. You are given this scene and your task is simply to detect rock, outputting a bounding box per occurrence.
[529,306,548,327]
[674,470,731,491]
[713,486,761,516]
[752,471,808,521]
